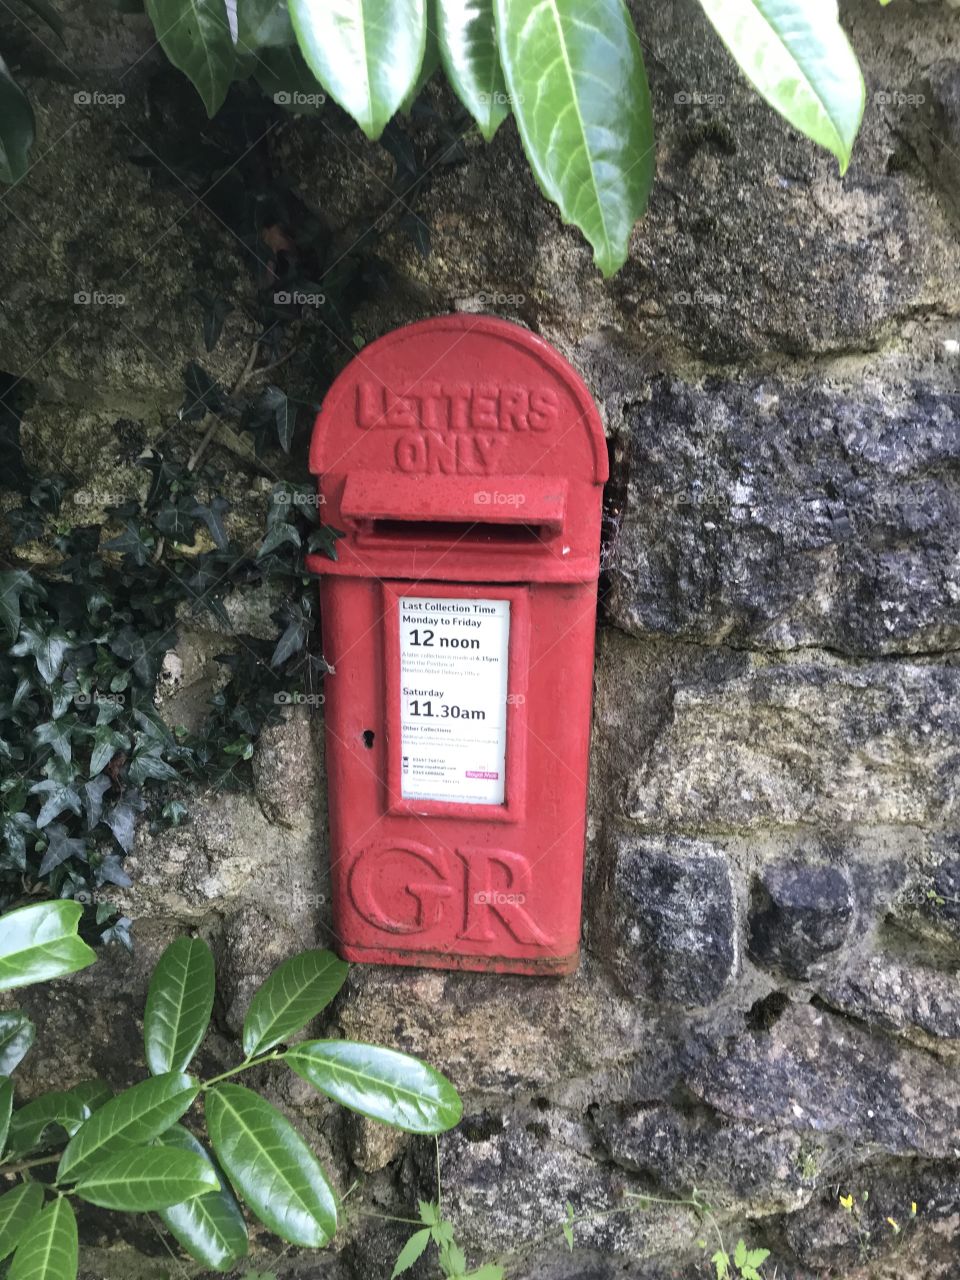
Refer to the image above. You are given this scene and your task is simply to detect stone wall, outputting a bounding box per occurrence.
[2,0,960,1276]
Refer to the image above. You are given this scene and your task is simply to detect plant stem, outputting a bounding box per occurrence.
[0,1154,62,1176]
[201,1050,282,1089]
[435,1136,442,1213]
[354,1209,425,1227]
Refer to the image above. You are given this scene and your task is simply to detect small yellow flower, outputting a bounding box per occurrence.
[911,1202,918,1216]
[887,1217,901,1234]
[839,1193,853,1211]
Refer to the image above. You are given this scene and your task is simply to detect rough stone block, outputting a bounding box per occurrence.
[607,836,736,1006]
[748,863,854,979]
[604,375,960,654]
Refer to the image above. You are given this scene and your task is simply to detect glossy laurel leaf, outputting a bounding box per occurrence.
[436,0,509,140]
[288,0,426,139]
[7,1197,76,1280]
[0,1183,44,1262]
[144,936,215,1075]
[72,1147,219,1211]
[284,1040,463,1134]
[57,1072,199,1183]
[5,1089,89,1159]
[156,1125,248,1272]
[241,948,348,1057]
[0,1012,35,1076]
[144,0,236,116]
[493,0,654,276]
[0,902,96,993]
[0,1078,11,1157]
[205,1084,337,1247]
[696,0,865,173]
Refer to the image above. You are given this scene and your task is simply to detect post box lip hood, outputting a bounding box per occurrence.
[308,313,609,486]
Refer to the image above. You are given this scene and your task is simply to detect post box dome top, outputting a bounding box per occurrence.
[308,314,608,486]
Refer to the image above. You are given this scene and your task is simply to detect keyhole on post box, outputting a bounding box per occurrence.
[362,730,375,749]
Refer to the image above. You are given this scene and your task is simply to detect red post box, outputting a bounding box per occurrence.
[306,315,607,975]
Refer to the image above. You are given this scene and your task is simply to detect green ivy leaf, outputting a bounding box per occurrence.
[205,1084,337,1247]
[0,1011,35,1075]
[144,0,236,116]
[37,824,87,877]
[72,1146,219,1211]
[7,1196,76,1280]
[289,0,427,139]
[57,1072,199,1183]
[10,623,71,684]
[0,55,35,186]
[144,937,216,1075]
[242,949,348,1057]
[0,902,96,993]
[696,0,865,173]
[256,522,301,560]
[284,1040,463,1133]
[0,1183,44,1262]
[493,0,654,275]
[436,0,508,140]
[0,570,41,642]
[88,723,130,776]
[391,1227,431,1277]
[156,1125,249,1271]
[34,719,75,765]
[30,780,83,829]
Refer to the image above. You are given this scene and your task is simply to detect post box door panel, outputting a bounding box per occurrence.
[310,315,605,975]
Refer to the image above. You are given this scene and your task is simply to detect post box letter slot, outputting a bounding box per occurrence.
[339,473,567,546]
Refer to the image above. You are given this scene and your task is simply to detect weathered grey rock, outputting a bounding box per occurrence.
[604,375,960,655]
[889,846,960,953]
[425,1114,701,1277]
[749,864,854,980]
[688,1002,960,1158]
[594,1104,806,1213]
[819,956,960,1044]
[606,836,736,1006]
[618,647,960,831]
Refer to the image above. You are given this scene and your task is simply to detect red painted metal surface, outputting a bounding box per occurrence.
[307,315,607,975]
